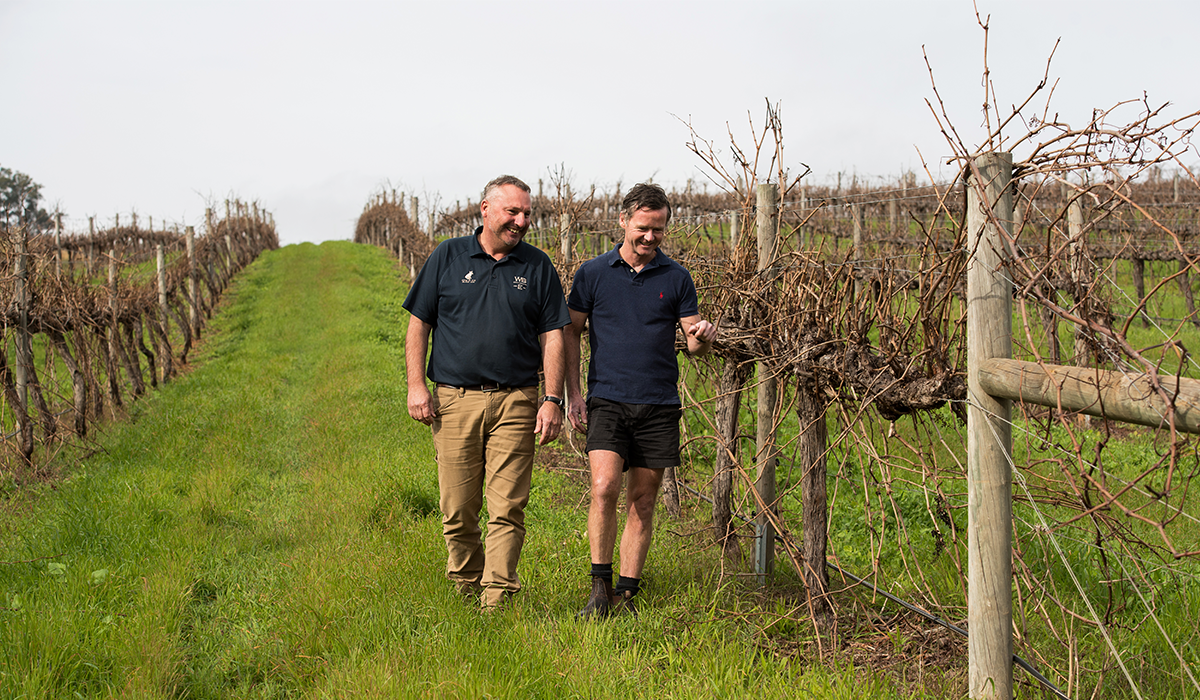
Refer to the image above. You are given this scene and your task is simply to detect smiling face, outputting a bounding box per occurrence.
[479,184,532,256]
[619,206,669,266]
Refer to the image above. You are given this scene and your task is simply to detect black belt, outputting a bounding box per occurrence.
[437,383,510,392]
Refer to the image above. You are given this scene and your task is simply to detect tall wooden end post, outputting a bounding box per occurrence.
[966,152,1014,700]
[755,182,779,583]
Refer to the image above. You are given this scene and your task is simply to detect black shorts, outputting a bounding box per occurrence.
[585,397,682,471]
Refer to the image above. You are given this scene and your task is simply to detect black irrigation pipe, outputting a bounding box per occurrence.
[680,483,1070,700]
[827,562,1069,700]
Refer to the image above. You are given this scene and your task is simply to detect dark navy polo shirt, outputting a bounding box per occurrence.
[403,229,570,388]
[567,245,699,405]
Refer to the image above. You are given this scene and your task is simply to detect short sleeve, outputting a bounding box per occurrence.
[567,263,593,313]
[402,245,445,326]
[677,268,699,318]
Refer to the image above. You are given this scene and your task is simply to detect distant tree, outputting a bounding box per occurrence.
[0,167,53,231]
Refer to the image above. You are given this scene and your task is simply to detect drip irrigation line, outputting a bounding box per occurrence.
[827,561,1070,700]
[679,482,1070,700]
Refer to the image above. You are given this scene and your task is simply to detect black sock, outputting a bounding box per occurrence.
[590,563,613,585]
[614,575,640,597]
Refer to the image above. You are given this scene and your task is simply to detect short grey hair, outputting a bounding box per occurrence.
[482,175,532,203]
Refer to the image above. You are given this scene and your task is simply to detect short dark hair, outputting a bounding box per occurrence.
[620,183,672,222]
[482,175,531,203]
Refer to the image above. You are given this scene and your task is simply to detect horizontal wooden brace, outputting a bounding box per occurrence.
[978,357,1200,434]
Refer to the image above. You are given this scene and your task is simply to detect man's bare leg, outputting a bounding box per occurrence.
[617,466,665,579]
[579,449,624,618]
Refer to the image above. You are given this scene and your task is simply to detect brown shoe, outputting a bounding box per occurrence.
[577,577,613,619]
[611,589,638,618]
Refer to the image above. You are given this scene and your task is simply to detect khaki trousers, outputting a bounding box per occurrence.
[431,385,538,607]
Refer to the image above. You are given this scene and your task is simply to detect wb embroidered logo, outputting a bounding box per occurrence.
[512,275,528,291]
[461,270,476,284]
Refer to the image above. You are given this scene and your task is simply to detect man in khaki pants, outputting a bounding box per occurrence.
[404,175,570,610]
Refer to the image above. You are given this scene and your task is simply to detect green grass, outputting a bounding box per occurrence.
[0,241,944,699]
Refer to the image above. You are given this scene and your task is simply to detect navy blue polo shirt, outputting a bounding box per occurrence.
[403,230,570,388]
[567,245,699,405]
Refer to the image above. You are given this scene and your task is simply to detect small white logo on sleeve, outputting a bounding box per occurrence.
[512,275,528,290]
[462,270,476,284]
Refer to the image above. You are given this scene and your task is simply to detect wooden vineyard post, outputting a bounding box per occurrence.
[755,183,780,583]
[207,261,217,310]
[795,185,807,250]
[1179,255,1200,329]
[1067,200,1095,428]
[187,227,200,337]
[157,245,172,382]
[852,202,864,296]
[54,212,62,279]
[729,208,739,250]
[88,217,96,275]
[12,227,32,459]
[1131,257,1148,327]
[1068,199,1090,366]
[14,229,29,412]
[560,212,572,267]
[966,152,1014,700]
[106,250,123,409]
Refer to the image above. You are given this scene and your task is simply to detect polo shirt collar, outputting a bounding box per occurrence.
[606,243,665,271]
[471,226,528,263]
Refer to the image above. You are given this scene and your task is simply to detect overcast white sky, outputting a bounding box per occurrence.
[3,0,1197,246]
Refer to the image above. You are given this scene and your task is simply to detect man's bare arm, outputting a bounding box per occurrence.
[536,327,566,444]
[405,316,436,424]
[564,308,589,432]
[680,314,717,356]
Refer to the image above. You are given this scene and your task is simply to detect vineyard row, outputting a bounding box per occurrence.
[0,200,278,471]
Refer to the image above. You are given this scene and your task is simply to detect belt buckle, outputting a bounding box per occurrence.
[480,383,500,393]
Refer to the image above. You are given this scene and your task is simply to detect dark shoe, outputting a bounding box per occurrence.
[577,577,613,619]
[611,589,638,618]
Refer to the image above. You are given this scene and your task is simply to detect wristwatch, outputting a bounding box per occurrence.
[541,395,564,410]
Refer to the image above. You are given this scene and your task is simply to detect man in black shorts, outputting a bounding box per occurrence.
[564,183,717,618]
